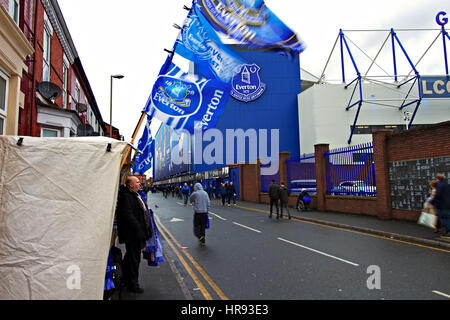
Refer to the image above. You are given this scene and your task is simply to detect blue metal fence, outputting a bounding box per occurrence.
[286,153,316,194]
[260,163,280,193]
[325,143,376,197]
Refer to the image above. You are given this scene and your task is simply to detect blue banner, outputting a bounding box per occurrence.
[421,76,450,98]
[132,115,154,175]
[175,7,245,84]
[193,0,306,53]
[143,55,231,134]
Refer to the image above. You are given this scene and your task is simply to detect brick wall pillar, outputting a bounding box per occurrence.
[372,130,393,220]
[314,144,329,212]
[279,152,291,185]
[239,158,261,203]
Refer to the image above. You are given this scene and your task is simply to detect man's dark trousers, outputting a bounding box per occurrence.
[194,212,208,241]
[122,240,142,289]
[270,199,279,218]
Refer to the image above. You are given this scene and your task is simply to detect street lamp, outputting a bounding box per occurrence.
[110,74,124,138]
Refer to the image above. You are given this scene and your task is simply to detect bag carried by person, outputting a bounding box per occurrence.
[302,195,311,204]
[417,211,437,229]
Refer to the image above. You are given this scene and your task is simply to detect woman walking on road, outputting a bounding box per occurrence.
[190,183,211,247]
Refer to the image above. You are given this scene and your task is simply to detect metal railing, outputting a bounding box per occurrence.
[286,153,316,194]
[325,143,376,197]
[260,163,280,193]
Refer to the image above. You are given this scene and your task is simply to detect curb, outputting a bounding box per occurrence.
[292,215,450,251]
[231,202,450,251]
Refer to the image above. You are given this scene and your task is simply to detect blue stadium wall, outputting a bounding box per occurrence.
[154,49,302,181]
[190,49,302,175]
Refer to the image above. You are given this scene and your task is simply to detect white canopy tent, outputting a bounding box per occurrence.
[0,136,128,299]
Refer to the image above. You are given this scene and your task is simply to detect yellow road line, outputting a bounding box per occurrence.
[236,205,450,254]
[157,224,213,300]
[156,215,229,300]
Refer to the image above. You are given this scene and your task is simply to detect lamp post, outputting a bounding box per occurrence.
[110,74,124,138]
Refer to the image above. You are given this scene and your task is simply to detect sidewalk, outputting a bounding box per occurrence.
[222,198,450,250]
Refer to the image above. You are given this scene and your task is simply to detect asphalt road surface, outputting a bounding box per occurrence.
[148,192,450,300]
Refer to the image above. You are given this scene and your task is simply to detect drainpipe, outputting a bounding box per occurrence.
[29,0,39,136]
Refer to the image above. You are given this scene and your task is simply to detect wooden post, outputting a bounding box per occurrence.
[120,112,146,171]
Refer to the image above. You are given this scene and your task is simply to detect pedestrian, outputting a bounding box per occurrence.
[181,182,190,206]
[430,174,450,238]
[190,183,211,247]
[297,188,312,211]
[206,182,212,200]
[227,181,237,206]
[424,179,440,233]
[116,176,152,293]
[212,184,217,199]
[268,180,280,219]
[279,182,291,219]
[219,183,227,206]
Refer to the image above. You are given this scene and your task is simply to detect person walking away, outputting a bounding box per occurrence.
[116,176,152,293]
[268,180,280,219]
[181,183,190,206]
[279,182,291,219]
[424,179,440,233]
[227,181,237,206]
[219,183,227,206]
[430,174,450,239]
[190,183,211,247]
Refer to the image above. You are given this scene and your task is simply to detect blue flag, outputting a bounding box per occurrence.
[132,115,154,175]
[193,0,306,54]
[143,55,231,133]
[174,6,245,84]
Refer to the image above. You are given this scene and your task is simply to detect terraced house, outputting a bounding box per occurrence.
[0,0,109,138]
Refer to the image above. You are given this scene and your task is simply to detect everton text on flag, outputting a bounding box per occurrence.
[193,0,306,53]
[143,56,231,134]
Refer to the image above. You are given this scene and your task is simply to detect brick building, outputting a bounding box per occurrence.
[1,0,115,138]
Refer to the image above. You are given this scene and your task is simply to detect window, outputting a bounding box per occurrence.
[41,128,59,137]
[62,55,69,108]
[9,0,20,25]
[0,72,8,135]
[43,12,53,82]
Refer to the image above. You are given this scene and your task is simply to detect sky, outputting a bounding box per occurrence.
[57,0,449,142]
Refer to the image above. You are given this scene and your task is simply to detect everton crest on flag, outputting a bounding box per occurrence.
[143,55,231,134]
[193,0,306,54]
[231,64,266,102]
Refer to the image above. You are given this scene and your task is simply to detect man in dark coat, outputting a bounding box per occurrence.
[279,182,291,219]
[226,181,237,206]
[431,174,450,238]
[268,180,280,219]
[116,176,152,293]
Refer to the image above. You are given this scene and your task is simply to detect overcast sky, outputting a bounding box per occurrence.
[57,0,449,142]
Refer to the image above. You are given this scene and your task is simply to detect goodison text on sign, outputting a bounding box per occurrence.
[421,76,450,99]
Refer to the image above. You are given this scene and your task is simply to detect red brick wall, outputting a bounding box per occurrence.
[239,162,261,203]
[240,122,449,222]
[387,121,450,162]
[387,121,450,220]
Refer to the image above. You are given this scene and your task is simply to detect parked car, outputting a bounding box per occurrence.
[329,180,376,196]
[289,179,317,194]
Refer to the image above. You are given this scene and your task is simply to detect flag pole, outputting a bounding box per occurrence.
[120,111,146,171]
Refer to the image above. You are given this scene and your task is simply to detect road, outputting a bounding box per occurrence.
[148,192,450,300]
